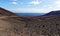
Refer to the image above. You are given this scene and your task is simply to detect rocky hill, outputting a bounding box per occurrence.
[0,8,60,36]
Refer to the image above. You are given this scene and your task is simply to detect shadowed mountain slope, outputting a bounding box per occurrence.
[0,8,60,36]
[45,10,60,16]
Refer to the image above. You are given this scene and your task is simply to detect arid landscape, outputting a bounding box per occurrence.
[0,7,60,36]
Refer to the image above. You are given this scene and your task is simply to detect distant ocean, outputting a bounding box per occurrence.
[15,13,46,16]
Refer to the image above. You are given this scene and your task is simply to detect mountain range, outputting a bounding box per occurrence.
[0,7,60,36]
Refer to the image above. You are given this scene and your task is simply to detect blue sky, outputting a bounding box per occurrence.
[0,0,60,13]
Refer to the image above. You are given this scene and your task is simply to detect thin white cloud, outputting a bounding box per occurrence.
[11,0,18,5]
[29,0,41,5]
[12,1,17,4]
[51,0,60,10]
[11,8,50,13]
[10,0,60,13]
[55,0,60,4]
[42,0,60,12]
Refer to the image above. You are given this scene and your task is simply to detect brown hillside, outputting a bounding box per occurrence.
[0,8,60,36]
[0,7,18,16]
